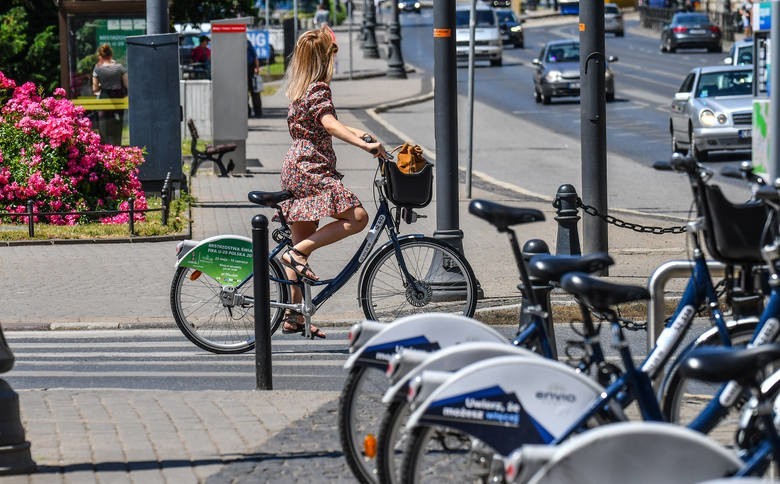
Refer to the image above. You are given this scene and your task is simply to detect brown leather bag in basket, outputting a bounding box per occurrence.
[395,143,427,174]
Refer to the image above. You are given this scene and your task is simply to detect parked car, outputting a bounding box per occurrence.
[660,12,722,53]
[723,39,753,65]
[495,9,524,48]
[455,4,503,67]
[532,39,618,104]
[604,3,625,37]
[398,1,421,13]
[669,65,753,160]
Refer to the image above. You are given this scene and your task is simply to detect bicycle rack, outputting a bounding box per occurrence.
[646,260,727,351]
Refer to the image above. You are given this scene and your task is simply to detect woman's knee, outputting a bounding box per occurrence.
[348,207,369,232]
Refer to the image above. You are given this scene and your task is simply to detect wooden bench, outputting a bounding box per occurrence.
[187,119,236,177]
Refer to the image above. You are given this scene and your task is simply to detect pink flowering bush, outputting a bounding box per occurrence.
[0,71,147,225]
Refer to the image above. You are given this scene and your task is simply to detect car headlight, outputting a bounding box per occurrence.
[545,70,562,82]
[414,1,420,7]
[510,25,522,32]
[699,109,727,127]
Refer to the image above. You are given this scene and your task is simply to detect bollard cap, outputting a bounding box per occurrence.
[251,214,269,229]
[522,238,550,256]
[556,184,578,196]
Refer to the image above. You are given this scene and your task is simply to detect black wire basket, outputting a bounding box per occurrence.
[384,160,434,208]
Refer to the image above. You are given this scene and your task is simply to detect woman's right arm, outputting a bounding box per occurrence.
[321,114,387,158]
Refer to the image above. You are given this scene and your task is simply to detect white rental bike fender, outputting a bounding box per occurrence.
[382,342,538,404]
[406,355,611,457]
[343,313,507,371]
[522,422,742,484]
[175,235,254,287]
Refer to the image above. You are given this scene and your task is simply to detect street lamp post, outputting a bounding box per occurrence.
[386,0,407,78]
[363,0,380,58]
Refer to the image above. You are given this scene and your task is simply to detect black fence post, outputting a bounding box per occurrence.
[520,239,557,359]
[252,214,272,390]
[26,201,34,238]
[128,197,135,236]
[553,184,581,256]
[0,323,36,474]
[161,172,171,226]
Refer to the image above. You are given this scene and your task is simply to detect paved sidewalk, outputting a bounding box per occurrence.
[1,11,721,483]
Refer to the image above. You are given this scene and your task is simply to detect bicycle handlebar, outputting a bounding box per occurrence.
[721,162,766,186]
[362,134,379,155]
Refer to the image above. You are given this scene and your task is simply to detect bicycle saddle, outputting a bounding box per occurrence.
[560,272,650,310]
[528,253,614,283]
[469,199,545,232]
[248,190,293,207]
[680,344,780,385]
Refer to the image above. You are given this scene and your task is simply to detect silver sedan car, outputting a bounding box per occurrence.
[670,65,753,161]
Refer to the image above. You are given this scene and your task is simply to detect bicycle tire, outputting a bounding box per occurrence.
[400,424,504,484]
[338,365,388,484]
[359,237,478,321]
[376,399,413,484]
[170,258,288,354]
[661,320,758,443]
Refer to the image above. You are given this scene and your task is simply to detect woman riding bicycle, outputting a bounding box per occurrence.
[279,25,388,338]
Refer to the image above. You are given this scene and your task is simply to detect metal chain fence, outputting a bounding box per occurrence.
[576,198,688,235]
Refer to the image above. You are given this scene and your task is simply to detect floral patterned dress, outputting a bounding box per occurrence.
[279,82,362,223]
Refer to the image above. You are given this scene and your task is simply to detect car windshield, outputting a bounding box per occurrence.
[546,43,579,63]
[695,70,753,97]
[605,5,620,14]
[495,11,516,23]
[456,10,495,27]
[736,45,753,65]
[674,13,709,25]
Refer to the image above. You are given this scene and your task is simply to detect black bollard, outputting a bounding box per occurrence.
[363,0,380,58]
[553,184,581,256]
[0,324,36,475]
[520,239,557,359]
[252,214,272,390]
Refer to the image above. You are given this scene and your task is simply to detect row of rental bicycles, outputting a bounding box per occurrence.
[336,152,780,484]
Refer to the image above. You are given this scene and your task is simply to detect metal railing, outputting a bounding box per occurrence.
[1,172,174,238]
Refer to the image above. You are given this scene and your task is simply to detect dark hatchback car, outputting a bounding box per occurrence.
[532,39,617,104]
[660,12,722,53]
[495,9,524,48]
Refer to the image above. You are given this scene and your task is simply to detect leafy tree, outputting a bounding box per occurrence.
[0,2,59,93]
[170,0,259,27]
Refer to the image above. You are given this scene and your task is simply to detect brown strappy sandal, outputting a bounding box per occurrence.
[281,312,326,338]
[280,247,318,281]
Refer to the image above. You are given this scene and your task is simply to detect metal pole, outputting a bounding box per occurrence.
[386,0,407,78]
[252,214,272,390]
[265,0,269,30]
[433,0,464,252]
[363,0,380,58]
[465,0,476,199]
[348,1,354,80]
[579,0,608,258]
[145,0,168,34]
[293,0,298,46]
[771,0,780,181]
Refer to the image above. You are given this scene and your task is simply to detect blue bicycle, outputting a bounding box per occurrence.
[170,147,478,353]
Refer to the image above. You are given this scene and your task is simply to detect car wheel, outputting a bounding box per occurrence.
[606,91,615,102]
[671,127,684,154]
[534,89,542,104]
[490,57,503,67]
[709,44,723,53]
[541,92,551,105]
[690,127,708,161]
[516,40,524,49]
[616,30,624,37]
[667,39,676,53]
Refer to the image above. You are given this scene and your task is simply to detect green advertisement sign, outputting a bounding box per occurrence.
[179,236,254,286]
[96,18,147,64]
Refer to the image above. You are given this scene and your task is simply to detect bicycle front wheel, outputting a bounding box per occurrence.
[360,237,478,321]
[376,399,414,484]
[170,258,288,354]
[400,425,504,484]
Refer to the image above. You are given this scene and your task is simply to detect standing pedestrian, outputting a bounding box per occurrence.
[278,26,388,338]
[247,40,262,118]
[740,0,753,38]
[314,3,330,27]
[92,44,128,146]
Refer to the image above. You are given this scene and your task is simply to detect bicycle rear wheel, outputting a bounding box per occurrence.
[360,237,478,321]
[660,320,758,444]
[170,258,288,354]
[376,399,413,484]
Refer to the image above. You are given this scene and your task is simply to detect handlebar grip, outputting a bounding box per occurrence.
[755,185,780,205]
[361,134,379,154]
[652,160,673,171]
[720,164,744,180]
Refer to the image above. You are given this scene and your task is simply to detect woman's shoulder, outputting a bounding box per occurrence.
[306,81,331,94]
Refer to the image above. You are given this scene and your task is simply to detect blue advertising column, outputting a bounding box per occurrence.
[211,18,252,174]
